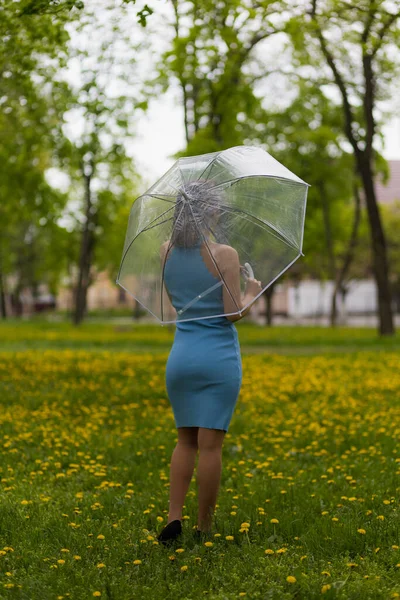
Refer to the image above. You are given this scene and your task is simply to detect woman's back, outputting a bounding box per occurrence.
[163,239,233,327]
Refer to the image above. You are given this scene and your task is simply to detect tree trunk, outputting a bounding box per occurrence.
[12,283,23,317]
[330,176,362,327]
[356,154,394,335]
[73,169,96,326]
[263,282,275,326]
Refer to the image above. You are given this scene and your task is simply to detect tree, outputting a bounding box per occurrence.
[18,0,155,26]
[153,0,285,156]
[287,0,400,335]
[55,1,144,325]
[246,78,368,325]
[0,0,73,317]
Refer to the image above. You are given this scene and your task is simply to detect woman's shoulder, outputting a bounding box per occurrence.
[211,243,239,259]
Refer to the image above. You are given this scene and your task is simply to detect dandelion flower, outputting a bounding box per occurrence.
[321,584,331,593]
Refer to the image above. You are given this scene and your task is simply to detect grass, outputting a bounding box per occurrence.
[0,320,399,599]
[0,319,399,354]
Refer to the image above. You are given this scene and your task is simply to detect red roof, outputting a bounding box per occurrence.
[375,160,400,204]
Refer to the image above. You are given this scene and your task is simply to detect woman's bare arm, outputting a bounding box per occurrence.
[219,246,258,322]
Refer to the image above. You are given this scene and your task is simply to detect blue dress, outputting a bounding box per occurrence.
[164,241,242,433]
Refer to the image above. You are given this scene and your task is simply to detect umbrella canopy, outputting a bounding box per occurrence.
[116,145,310,324]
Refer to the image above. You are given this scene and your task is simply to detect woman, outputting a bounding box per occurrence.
[157,181,262,545]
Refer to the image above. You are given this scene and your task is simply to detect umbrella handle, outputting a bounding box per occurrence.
[244,262,254,279]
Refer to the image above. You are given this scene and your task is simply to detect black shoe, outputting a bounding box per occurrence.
[157,519,182,545]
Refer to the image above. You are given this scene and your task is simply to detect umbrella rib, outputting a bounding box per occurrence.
[196,150,224,183]
[217,202,301,253]
[176,280,224,317]
[146,193,176,203]
[117,204,176,282]
[160,200,187,321]
[141,216,174,234]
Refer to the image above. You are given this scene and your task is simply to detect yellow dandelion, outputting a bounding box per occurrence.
[175,548,185,554]
[57,559,65,565]
[97,534,105,540]
[74,556,81,560]
[265,549,274,555]
[321,584,331,593]
[204,542,213,547]
[93,593,101,598]
[225,536,234,541]
[270,518,279,524]
[321,571,331,577]
[133,560,142,565]
[357,528,366,534]
[347,563,358,568]
[286,576,296,583]
[376,515,385,521]
[97,563,106,568]
[180,565,188,571]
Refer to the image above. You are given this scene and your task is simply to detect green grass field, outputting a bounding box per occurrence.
[0,321,399,599]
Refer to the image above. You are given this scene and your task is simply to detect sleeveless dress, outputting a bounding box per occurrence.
[164,241,242,433]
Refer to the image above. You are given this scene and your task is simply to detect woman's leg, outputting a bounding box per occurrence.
[196,427,226,532]
[167,426,198,524]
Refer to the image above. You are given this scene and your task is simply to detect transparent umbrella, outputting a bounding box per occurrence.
[116,145,310,324]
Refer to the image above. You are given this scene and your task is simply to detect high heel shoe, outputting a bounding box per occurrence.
[157,519,182,545]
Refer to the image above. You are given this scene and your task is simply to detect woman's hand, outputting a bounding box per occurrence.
[244,277,262,297]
